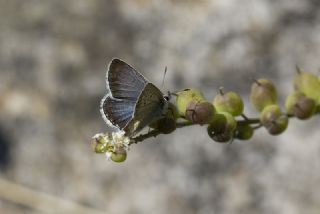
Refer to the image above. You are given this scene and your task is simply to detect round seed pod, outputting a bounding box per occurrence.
[221,112,237,133]
[234,124,254,140]
[294,70,320,104]
[213,90,244,116]
[285,91,316,120]
[207,113,227,133]
[260,105,288,135]
[207,112,236,143]
[207,127,233,143]
[176,88,207,116]
[186,101,215,124]
[250,79,277,112]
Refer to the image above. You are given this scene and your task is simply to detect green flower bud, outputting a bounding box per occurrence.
[234,124,254,140]
[176,88,206,116]
[250,79,277,112]
[110,146,127,163]
[293,70,320,105]
[285,91,316,120]
[186,101,215,124]
[213,90,244,116]
[260,105,288,135]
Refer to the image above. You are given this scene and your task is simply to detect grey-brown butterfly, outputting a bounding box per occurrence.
[100,59,169,136]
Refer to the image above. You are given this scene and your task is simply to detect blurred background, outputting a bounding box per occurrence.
[1,0,320,213]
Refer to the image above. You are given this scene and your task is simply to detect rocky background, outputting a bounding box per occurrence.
[1,0,320,213]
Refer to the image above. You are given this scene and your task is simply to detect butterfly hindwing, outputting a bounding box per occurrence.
[124,83,168,135]
[100,95,135,129]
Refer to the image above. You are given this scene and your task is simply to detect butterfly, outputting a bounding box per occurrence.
[100,59,169,136]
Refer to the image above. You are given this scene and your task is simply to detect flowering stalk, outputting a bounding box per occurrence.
[91,68,320,163]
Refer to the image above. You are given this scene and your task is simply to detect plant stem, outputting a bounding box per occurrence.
[237,118,260,125]
[129,111,317,144]
[131,129,162,144]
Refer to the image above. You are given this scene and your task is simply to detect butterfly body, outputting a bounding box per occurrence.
[100,59,168,136]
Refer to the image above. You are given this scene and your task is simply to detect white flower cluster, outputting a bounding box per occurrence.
[105,131,130,160]
[92,131,130,160]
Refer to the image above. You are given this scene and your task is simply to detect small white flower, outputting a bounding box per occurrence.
[92,133,111,144]
[105,151,112,160]
[111,131,130,149]
[92,133,104,139]
[111,131,122,142]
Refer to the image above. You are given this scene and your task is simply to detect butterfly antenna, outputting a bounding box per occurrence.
[161,66,172,101]
[161,66,167,89]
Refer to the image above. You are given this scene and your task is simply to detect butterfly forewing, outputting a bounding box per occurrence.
[107,59,147,101]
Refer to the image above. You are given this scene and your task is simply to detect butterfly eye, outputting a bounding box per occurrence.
[164,91,177,101]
